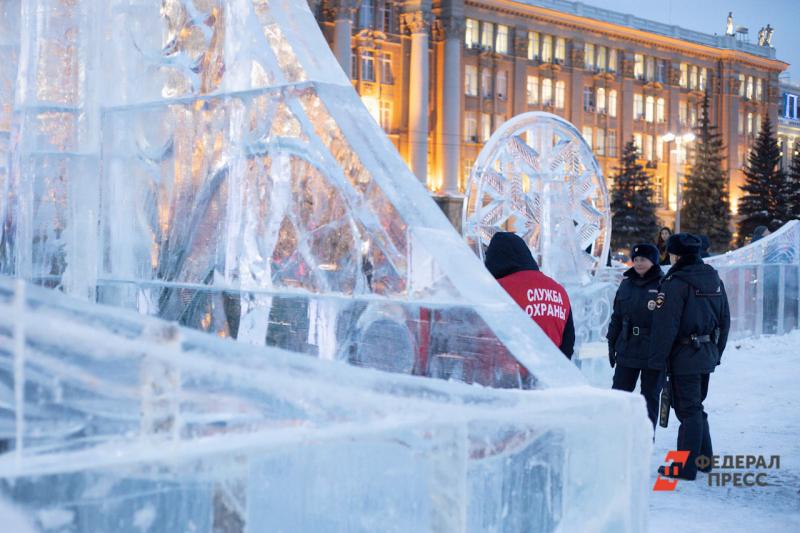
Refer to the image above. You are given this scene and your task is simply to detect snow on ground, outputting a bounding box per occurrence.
[582,331,800,532]
[648,331,800,532]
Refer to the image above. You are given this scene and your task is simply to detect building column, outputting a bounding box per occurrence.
[620,53,635,145]
[569,42,585,129]
[332,0,358,77]
[512,27,528,117]
[404,11,431,183]
[441,18,464,194]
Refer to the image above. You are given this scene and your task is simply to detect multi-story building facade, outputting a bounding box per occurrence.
[312,0,788,230]
[778,82,800,171]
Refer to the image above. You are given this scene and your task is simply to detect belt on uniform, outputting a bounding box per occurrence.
[678,334,712,345]
[630,326,650,336]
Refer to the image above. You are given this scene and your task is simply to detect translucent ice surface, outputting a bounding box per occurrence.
[0,277,651,532]
[0,0,587,389]
[706,220,800,338]
[0,1,653,529]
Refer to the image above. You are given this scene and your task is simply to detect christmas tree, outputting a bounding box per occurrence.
[610,140,659,253]
[777,141,800,223]
[736,116,785,246]
[682,92,732,253]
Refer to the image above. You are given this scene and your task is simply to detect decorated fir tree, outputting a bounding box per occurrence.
[681,92,732,253]
[610,140,659,253]
[736,116,785,246]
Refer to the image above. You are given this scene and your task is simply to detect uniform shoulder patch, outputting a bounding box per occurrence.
[647,299,657,311]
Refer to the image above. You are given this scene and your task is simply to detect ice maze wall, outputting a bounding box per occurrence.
[706,220,800,339]
[0,278,651,532]
[0,0,653,530]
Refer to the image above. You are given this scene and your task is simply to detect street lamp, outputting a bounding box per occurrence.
[661,131,695,233]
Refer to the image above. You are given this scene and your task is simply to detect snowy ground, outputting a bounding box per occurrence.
[581,331,800,532]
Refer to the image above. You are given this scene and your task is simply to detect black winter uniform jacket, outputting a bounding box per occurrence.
[647,255,731,375]
[607,265,663,369]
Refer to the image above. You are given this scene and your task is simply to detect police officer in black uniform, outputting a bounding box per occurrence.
[649,233,731,480]
[607,243,664,428]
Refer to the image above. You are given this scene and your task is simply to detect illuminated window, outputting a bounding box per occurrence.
[481,112,492,141]
[645,96,655,122]
[360,50,375,82]
[464,65,477,96]
[582,126,593,148]
[465,19,479,48]
[643,134,653,161]
[542,78,553,105]
[496,25,509,54]
[585,43,595,70]
[608,129,617,157]
[656,97,665,123]
[689,65,698,90]
[481,22,494,50]
[634,54,644,79]
[555,37,566,62]
[464,112,478,141]
[680,63,688,88]
[496,71,507,99]
[597,46,606,71]
[481,68,492,97]
[609,90,617,117]
[609,49,618,72]
[542,35,553,62]
[527,75,539,104]
[699,68,707,91]
[738,73,745,97]
[379,100,392,129]
[379,53,393,84]
[555,80,565,109]
[634,93,644,120]
[597,87,606,113]
[528,31,539,60]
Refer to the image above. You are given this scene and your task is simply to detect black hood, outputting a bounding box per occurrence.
[484,232,539,279]
[667,254,722,293]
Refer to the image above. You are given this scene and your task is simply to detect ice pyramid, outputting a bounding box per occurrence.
[0,1,653,530]
[0,0,586,389]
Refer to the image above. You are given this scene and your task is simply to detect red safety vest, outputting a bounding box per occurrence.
[497,270,571,348]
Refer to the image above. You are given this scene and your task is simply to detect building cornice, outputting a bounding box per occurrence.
[466,0,789,73]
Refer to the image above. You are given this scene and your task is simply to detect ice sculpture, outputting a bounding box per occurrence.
[0,278,651,532]
[462,112,616,349]
[462,112,611,286]
[706,220,800,338]
[0,0,587,389]
[0,1,653,530]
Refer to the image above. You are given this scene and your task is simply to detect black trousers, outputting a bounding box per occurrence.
[612,366,665,428]
[671,373,713,479]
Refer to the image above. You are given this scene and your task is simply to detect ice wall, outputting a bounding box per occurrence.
[0,0,586,389]
[707,220,800,338]
[0,276,651,532]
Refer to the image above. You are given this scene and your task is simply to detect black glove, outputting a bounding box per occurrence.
[609,351,616,368]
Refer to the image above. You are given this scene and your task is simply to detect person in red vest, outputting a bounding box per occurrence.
[484,232,575,359]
